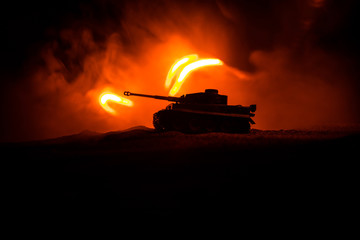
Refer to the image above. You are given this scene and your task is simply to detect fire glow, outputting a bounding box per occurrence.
[166,55,223,96]
[99,54,223,115]
[165,54,199,88]
[99,93,133,115]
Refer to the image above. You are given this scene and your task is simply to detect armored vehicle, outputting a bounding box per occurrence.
[124,89,256,133]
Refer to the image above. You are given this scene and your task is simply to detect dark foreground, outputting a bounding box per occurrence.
[2,127,359,220]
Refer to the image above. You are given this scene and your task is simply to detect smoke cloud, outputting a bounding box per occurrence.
[1,0,359,141]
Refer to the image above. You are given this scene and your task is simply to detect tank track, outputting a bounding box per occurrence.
[153,110,250,133]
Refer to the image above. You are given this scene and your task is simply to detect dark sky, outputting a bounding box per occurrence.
[0,0,359,141]
[1,0,359,76]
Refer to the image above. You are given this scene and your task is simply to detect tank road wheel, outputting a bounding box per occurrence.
[220,118,250,133]
[232,118,250,133]
[153,112,164,132]
[204,118,218,132]
[170,118,186,132]
[236,120,250,133]
[188,117,204,133]
[220,119,233,133]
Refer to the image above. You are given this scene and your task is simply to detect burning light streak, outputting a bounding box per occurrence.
[99,93,133,115]
[99,55,222,114]
[165,54,198,88]
[168,58,223,96]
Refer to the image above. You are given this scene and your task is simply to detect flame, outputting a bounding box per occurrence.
[168,58,223,96]
[99,93,133,115]
[165,54,198,88]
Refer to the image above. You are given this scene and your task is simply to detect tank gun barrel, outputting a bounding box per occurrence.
[124,91,182,102]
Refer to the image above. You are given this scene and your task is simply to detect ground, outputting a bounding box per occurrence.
[2,126,359,220]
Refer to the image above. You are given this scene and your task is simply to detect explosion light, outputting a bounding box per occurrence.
[168,58,223,96]
[165,54,198,88]
[98,54,222,115]
[99,93,133,115]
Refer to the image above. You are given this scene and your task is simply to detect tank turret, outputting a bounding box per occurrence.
[124,89,256,133]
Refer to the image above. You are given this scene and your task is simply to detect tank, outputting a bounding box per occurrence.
[124,89,256,133]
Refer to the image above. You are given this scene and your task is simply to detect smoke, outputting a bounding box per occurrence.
[1,0,359,141]
[242,48,356,129]
[1,0,236,141]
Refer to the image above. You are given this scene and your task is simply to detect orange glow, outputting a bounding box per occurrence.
[169,58,223,96]
[99,93,133,115]
[165,54,198,88]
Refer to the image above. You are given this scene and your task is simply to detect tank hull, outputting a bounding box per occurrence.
[153,109,251,133]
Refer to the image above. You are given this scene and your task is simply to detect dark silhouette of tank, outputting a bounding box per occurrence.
[124,89,256,133]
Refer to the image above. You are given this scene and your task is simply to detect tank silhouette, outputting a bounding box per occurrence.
[124,89,256,133]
